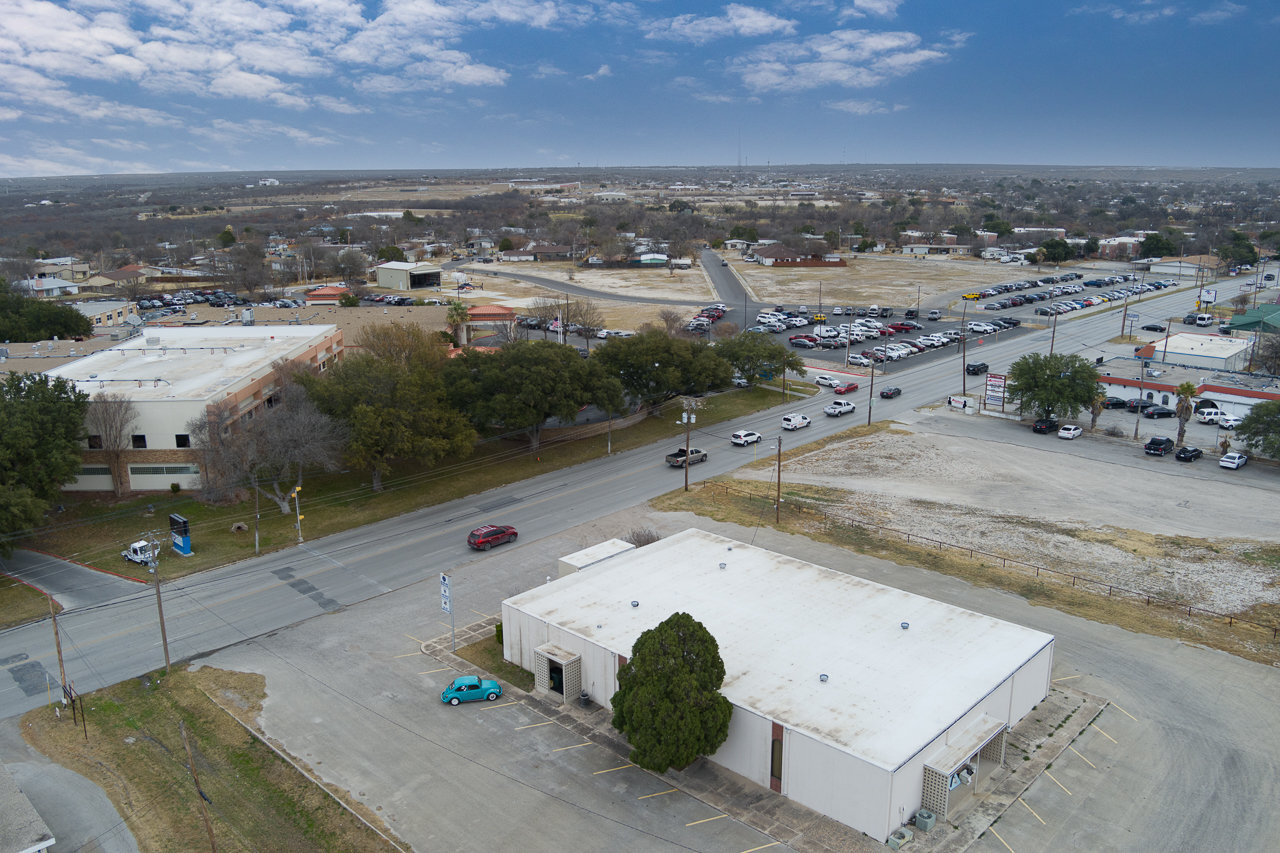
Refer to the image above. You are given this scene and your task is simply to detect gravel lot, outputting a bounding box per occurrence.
[736,414,1280,616]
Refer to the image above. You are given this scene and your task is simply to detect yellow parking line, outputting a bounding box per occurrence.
[1090,722,1118,743]
[404,633,422,643]
[593,764,634,775]
[479,701,519,710]
[1051,675,1080,682]
[393,651,420,658]
[739,843,780,853]
[471,609,489,618]
[552,742,593,752]
[1018,797,1046,825]
[516,720,554,730]
[419,667,451,674]
[687,814,728,827]
[1044,770,1072,796]
[638,788,677,800]
[988,826,1017,853]
[1068,745,1096,769]
[1111,703,1140,722]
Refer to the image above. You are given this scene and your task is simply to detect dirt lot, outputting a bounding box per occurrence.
[732,422,1280,619]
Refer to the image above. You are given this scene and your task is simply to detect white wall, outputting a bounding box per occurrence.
[1010,642,1054,721]
[713,706,772,788]
[500,604,620,706]
[786,730,892,842]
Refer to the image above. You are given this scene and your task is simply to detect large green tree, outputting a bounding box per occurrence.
[712,332,807,386]
[303,325,475,491]
[1140,231,1178,259]
[1040,238,1073,263]
[0,292,93,342]
[1217,231,1258,267]
[611,612,733,773]
[1234,399,1280,460]
[592,330,732,404]
[0,373,89,554]
[1006,352,1101,420]
[444,340,624,450]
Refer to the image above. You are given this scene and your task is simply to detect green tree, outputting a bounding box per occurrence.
[983,218,1014,238]
[728,225,758,242]
[0,292,93,342]
[334,249,367,282]
[1040,238,1073,263]
[444,340,624,450]
[1006,353,1101,420]
[1173,381,1197,447]
[337,292,361,307]
[1088,387,1107,431]
[1234,399,1280,459]
[446,300,471,346]
[216,227,236,248]
[712,333,806,386]
[0,373,89,555]
[303,325,474,491]
[1217,231,1258,267]
[1083,236,1100,256]
[611,612,732,773]
[376,245,407,263]
[498,237,514,252]
[1140,232,1178,258]
[592,330,732,405]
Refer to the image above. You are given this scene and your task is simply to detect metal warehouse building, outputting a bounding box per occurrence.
[502,529,1054,843]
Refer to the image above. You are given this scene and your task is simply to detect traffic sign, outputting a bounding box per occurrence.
[440,573,452,614]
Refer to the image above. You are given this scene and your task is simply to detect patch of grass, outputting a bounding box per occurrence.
[22,666,398,852]
[1240,547,1280,570]
[0,579,58,630]
[455,635,534,692]
[653,478,1280,667]
[20,387,787,585]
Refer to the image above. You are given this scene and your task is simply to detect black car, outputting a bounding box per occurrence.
[1141,323,1167,333]
[1126,399,1156,412]
[1143,405,1176,418]
[879,387,902,399]
[1183,314,1199,325]
[965,362,989,375]
[1175,446,1203,462]
[1144,436,1175,456]
[1000,317,1022,327]
[790,338,816,348]
[1032,417,1060,433]
[1101,396,1127,409]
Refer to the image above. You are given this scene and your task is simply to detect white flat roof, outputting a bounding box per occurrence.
[44,325,337,404]
[507,529,1053,771]
[1162,332,1249,358]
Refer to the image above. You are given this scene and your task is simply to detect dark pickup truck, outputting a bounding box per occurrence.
[666,448,708,467]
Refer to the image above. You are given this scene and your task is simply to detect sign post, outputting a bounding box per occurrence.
[441,573,455,651]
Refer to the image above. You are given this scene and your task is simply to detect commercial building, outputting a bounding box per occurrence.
[374,261,442,291]
[70,300,137,329]
[1136,332,1251,372]
[43,324,342,492]
[502,529,1054,843]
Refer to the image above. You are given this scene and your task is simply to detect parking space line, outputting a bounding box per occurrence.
[393,651,420,658]
[1051,675,1080,682]
[418,667,451,674]
[479,701,519,710]
[638,788,677,800]
[404,633,422,643]
[593,764,634,775]
[1018,797,1046,825]
[1110,703,1140,722]
[470,609,488,618]
[1068,745,1096,768]
[1044,770,1072,796]
[687,814,728,827]
[739,843,781,852]
[1090,722,1118,743]
[515,720,554,730]
[552,741,593,752]
[988,826,1017,853]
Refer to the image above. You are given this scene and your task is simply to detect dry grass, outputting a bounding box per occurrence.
[22,666,400,853]
[0,579,58,630]
[652,479,1280,666]
[455,636,534,692]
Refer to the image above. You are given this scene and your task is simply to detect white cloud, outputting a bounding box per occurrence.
[729,28,949,91]
[1191,2,1245,24]
[828,98,905,114]
[838,0,905,20]
[584,64,613,79]
[646,4,797,44]
[1069,4,1179,24]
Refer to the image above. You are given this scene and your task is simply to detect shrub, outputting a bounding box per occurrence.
[494,621,503,645]
[623,527,661,547]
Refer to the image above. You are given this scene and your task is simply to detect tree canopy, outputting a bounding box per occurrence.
[1039,238,1073,263]
[591,330,732,404]
[611,612,733,773]
[0,373,89,555]
[1140,231,1178,258]
[711,332,806,385]
[1234,399,1280,460]
[0,291,93,342]
[1217,231,1258,267]
[1006,352,1101,420]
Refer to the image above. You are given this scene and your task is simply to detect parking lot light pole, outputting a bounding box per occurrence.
[1133,372,1145,441]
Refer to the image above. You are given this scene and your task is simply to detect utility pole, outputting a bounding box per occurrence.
[147,536,171,674]
[775,437,782,524]
[1119,291,1131,338]
[960,301,969,396]
[181,721,218,853]
[679,400,696,492]
[1049,309,1060,355]
[866,359,876,426]
[49,597,67,694]
[253,475,260,556]
[290,485,304,543]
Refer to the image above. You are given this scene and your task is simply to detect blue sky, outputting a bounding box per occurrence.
[0,1,1275,177]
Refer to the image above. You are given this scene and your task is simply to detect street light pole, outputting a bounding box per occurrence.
[291,486,303,543]
[1133,371,1145,441]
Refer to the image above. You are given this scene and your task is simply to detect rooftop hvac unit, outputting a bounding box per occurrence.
[146,336,160,345]
[914,809,936,832]
[886,827,913,850]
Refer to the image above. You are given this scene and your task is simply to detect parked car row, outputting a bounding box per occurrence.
[686,303,729,333]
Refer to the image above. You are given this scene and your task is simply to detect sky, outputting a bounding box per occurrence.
[0,1,1277,178]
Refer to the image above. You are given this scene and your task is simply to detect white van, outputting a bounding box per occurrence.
[1195,314,1214,327]
[1195,409,1223,424]
[867,305,880,318]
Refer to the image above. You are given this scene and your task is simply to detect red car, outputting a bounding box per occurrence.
[467,525,518,551]
[789,334,818,343]
[833,382,859,395]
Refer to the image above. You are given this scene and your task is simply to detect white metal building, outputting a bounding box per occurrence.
[1143,332,1251,372]
[374,261,442,291]
[503,529,1054,843]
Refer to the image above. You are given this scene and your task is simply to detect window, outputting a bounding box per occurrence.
[131,435,147,449]
[79,466,111,476]
[129,464,198,475]
[175,434,190,448]
[87,435,103,449]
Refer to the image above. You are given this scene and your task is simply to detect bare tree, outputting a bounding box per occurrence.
[85,392,139,496]
[658,308,685,336]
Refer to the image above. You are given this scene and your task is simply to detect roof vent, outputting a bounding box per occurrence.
[631,600,639,608]
[718,562,726,571]
[900,622,910,630]
[819,673,829,683]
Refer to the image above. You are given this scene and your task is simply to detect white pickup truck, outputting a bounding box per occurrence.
[121,540,154,565]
